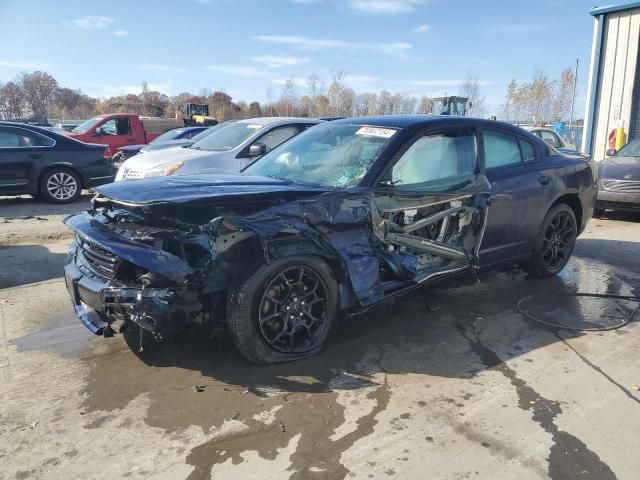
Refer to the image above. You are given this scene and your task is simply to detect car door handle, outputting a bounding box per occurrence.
[28,154,43,159]
[538,175,551,185]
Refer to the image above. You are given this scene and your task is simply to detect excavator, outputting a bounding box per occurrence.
[179,104,218,127]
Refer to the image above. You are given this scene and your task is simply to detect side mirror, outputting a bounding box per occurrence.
[248,143,267,157]
[605,148,616,157]
[92,128,102,137]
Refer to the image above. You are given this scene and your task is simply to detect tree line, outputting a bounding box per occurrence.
[0,67,575,124]
[498,68,576,124]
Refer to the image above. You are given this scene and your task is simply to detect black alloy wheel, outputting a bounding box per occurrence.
[258,265,329,354]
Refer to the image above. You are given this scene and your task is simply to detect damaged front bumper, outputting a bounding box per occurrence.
[64,247,201,338]
[64,213,204,338]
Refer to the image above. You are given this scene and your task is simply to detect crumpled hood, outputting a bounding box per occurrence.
[95,172,330,205]
[599,156,640,180]
[119,146,213,170]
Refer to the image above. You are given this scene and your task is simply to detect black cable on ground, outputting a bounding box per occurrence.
[516,292,640,331]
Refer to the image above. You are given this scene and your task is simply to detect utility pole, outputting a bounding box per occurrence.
[568,58,579,138]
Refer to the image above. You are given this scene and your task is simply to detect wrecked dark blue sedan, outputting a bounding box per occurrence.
[63,116,597,363]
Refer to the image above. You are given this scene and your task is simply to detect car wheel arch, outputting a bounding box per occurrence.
[549,193,583,233]
[222,233,351,300]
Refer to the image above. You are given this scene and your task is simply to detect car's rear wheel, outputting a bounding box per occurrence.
[39,168,82,203]
[527,204,577,277]
[227,256,339,364]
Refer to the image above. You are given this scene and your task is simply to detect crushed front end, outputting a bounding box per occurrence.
[64,204,211,339]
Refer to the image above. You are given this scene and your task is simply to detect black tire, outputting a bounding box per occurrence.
[527,204,578,277]
[227,255,339,364]
[39,168,82,204]
[593,207,606,218]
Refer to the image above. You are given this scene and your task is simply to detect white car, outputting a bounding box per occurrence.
[115,117,321,181]
[523,127,577,154]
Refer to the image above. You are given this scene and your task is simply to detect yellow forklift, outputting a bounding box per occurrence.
[179,104,218,127]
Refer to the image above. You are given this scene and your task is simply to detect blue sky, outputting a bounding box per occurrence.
[0,0,599,115]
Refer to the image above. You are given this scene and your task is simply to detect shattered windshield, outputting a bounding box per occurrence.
[244,124,396,188]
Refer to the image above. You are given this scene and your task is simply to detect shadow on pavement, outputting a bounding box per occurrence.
[0,244,68,289]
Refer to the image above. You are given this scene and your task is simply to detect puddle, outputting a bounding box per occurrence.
[12,312,97,357]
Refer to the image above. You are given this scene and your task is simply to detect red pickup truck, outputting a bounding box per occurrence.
[66,114,183,158]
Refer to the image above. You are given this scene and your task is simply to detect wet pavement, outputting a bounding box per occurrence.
[1,209,639,479]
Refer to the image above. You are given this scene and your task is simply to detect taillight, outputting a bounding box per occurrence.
[103,148,111,160]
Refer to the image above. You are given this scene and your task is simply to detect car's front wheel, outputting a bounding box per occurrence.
[227,256,339,364]
[528,204,578,277]
[39,168,82,203]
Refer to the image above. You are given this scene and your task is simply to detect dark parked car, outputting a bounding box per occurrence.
[0,122,115,203]
[113,126,210,163]
[63,116,596,363]
[595,140,640,215]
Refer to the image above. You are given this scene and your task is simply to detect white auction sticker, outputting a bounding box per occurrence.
[247,124,264,129]
[355,126,396,138]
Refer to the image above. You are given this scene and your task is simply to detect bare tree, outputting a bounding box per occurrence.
[527,70,552,123]
[248,101,262,117]
[418,95,432,114]
[55,87,82,118]
[18,71,58,118]
[550,67,575,122]
[327,70,347,116]
[306,72,322,117]
[377,90,392,115]
[0,81,26,119]
[279,79,299,116]
[459,73,486,117]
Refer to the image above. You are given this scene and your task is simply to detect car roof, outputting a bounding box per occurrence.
[0,121,65,137]
[235,117,323,126]
[329,115,518,131]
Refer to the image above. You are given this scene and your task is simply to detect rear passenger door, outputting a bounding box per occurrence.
[0,126,54,193]
[478,129,558,266]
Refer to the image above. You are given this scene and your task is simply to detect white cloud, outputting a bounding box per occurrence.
[412,24,430,33]
[0,60,50,70]
[113,30,128,36]
[253,35,411,56]
[480,23,549,34]
[347,0,428,14]
[251,55,310,68]
[205,65,267,77]
[71,15,115,30]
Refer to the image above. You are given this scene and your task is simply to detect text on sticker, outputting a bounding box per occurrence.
[355,127,396,138]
